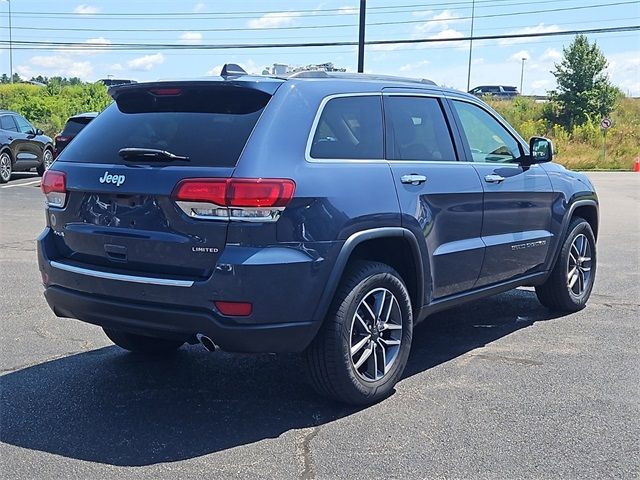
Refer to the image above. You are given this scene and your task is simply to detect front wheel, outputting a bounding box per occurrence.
[536,217,596,312]
[305,261,413,405]
[103,328,184,355]
[36,149,54,176]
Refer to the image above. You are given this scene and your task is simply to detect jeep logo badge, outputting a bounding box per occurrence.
[99,171,126,187]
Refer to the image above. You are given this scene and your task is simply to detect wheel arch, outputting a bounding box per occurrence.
[545,199,599,278]
[312,227,425,325]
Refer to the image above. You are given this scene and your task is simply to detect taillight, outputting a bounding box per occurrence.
[54,135,69,143]
[172,178,295,222]
[41,170,67,208]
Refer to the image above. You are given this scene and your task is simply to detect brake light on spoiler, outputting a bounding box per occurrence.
[172,178,295,222]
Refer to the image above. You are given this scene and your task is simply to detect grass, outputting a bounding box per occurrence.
[487,97,640,171]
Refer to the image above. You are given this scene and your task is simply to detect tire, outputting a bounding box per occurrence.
[536,217,596,312]
[36,148,54,176]
[305,260,413,405]
[103,327,184,355]
[0,150,12,183]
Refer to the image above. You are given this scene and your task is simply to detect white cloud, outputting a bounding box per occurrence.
[369,43,402,52]
[414,9,467,34]
[509,50,531,62]
[607,51,640,96]
[127,53,165,71]
[499,24,560,46]
[541,48,562,62]
[430,28,464,40]
[248,12,302,29]
[399,60,431,73]
[18,55,93,79]
[74,4,100,14]
[532,79,552,90]
[179,32,203,45]
[337,6,358,15]
[193,2,206,13]
[56,36,111,55]
[207,60,259,76]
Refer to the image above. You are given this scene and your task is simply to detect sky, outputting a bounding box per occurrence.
[1,0,638,95]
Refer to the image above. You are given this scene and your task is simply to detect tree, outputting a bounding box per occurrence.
[548,35,619,128]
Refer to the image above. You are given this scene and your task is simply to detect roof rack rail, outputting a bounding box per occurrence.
[220,63,247,78]
[283,71,436,86]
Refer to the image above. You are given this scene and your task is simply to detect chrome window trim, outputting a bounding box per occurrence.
[50,260,195,287]
[305,92,387,164]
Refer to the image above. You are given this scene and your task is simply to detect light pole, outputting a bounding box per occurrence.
[520,57,526,94]
[466,0,475,92]
[357,0,366,73]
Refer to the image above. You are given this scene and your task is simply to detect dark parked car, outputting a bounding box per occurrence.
[54,112,98,158]
[469,85,519,99]
[38,67,598,404]
[0,110,54,182]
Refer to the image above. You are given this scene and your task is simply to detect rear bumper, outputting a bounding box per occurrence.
[38,227,341,353]
[44,285,317,353]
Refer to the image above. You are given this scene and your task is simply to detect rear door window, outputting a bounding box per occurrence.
[0,115,17,132]
[384,96,457,161]
[310,95,383,160]
[58,86,272,167]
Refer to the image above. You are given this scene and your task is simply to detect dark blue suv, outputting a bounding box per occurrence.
[37,67,598,404]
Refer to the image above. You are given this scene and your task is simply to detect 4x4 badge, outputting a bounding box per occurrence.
[99,171,126,187]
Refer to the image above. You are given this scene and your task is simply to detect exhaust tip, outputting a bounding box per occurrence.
[196,333,219,352]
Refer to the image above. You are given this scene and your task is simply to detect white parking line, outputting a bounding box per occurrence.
[0,179,41,189]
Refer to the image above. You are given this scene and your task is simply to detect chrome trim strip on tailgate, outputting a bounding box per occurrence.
[50,261,194,287]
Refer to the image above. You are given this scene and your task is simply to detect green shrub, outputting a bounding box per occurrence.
[0,82,112,137]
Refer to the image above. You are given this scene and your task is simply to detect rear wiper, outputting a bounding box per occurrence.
[118,147,190,162]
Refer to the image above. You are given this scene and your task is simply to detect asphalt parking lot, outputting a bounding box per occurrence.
[1,171,638,479]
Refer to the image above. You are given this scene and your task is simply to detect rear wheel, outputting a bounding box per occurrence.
[305,261,413,405]
[536,217,596,312]
[103,327,184,354]
[0,151,12,183]
[36,149,54,176]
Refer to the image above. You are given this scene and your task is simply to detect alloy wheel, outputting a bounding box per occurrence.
[0,153,11,182]
[567,233,592,297]
[349,287,403,382]
[43,150,54,170]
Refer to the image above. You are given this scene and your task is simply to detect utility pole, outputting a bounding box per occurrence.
[357,0,366,73]
[7,0,12,83]
[465,0,475,91]
[520,57,526,94]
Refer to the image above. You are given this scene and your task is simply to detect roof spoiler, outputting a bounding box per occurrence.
[220,63,247,78]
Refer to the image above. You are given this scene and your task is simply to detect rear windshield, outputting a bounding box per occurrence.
[62,117,93,136]
[503,86,518,92]
[58,86,271,167]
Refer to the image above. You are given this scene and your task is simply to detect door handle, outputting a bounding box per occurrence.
[484,174,505,184]
[401,174,427,185]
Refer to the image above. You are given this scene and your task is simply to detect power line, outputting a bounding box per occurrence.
[8,16,637,43]
[1,25,636,51]
[0,0,583,21]
[1,1,636,33]
[0,0,581,17]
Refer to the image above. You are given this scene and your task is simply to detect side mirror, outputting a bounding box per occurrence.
[35,128,44,135]
[527,136,553,164]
